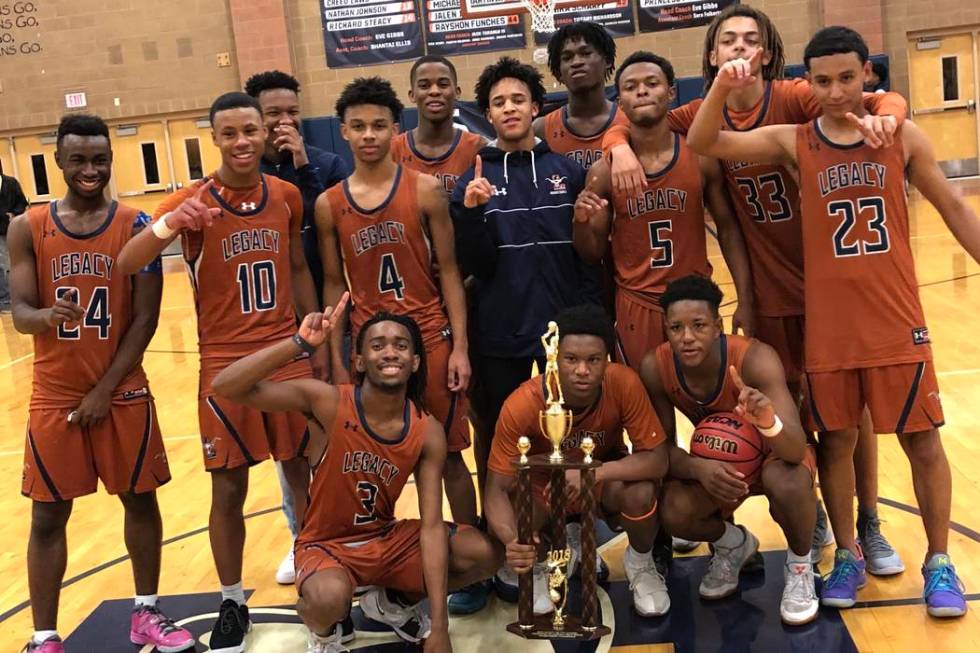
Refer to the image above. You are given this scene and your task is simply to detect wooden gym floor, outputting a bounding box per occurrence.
[0,181,979,652]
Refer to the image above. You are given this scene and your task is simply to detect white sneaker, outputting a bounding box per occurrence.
[359,588,431,643]
[308,628,347,653]
[533,563,555,615]
[624,547,670,616]
[276,547,296,585]
[699,526,760,599]
[566,523,581,577]
[781,562,819,625]
[672,537,700,553]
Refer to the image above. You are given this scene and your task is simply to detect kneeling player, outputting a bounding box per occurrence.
[485,305,670,616]
[641,276,818,625]
[213,299,500,652]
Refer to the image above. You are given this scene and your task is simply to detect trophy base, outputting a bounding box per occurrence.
[507,616,610,640]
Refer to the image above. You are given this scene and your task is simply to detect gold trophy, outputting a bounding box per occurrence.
[507,322,611,641]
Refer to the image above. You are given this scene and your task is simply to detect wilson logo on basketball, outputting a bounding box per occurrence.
[690,432,739,455]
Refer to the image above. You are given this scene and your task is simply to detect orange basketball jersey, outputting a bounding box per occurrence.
[544,104,629,170]
[299,385,428,544]
[154,175,307,395]
[489,363,666,477]
[796,121,929,373]
[28,202,151,410]
[610,133,711,307]
[654,334,754,426]
[390,128,483,194]
[327,166,448,347]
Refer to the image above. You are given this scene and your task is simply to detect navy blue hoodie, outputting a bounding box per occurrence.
[450,139,599,358]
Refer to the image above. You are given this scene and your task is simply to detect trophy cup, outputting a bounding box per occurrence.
[506,322,611,641]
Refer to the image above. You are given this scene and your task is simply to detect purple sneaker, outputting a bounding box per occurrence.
[821,548,866,608]
[130,605,195,652]
[923,554,967,618]
[22,635,64,653]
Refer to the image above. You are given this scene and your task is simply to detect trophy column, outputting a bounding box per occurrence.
[516,459,534,630]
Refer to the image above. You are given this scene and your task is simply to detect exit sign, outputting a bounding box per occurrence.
[65,92,87,109]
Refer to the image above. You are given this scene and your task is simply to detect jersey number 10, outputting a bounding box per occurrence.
[236,261,277,313]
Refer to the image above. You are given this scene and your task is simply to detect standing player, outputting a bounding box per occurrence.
[117,92,323,651]
[392,55,486,194]
[641,275,818,625]
[573,51,755,369]
[212,305,500,653]
[317,77,478,560]
[602,3,908,565]
[485,305,670,616]
[688,26,980,615]
[8,115,192,652]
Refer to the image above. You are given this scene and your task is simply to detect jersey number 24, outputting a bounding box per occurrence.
[56,286,111,340]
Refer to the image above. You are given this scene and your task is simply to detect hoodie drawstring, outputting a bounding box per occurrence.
[530,148,538,188]
[502,150,510,185]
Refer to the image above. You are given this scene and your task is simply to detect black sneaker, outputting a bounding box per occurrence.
[209,599,251,653]
[335,612,355,643]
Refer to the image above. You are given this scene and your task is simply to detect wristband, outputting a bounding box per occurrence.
[758,415,783,438]
[151,214,177,239]
[292,332,317,356]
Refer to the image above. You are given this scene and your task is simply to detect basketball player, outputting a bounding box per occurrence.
[393,55,486,194]
[8,115,192,652]
[573,50,755,370]
[211,304,500,653]
[687,26,980,615]
[602,3,908,566]
[245,68,350,586]
[117,92,323,651]
[640,275,818,625]
[485,304,670,616]
[317,79,478,562]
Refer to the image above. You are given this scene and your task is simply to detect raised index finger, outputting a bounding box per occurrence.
[193,178,215,202]
[474,154,482,180]
[728,364,746,391]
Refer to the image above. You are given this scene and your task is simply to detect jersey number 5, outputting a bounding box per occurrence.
[56,286,111,340]
[648,220,674,268]
[379,253,406,300]
[829,197,890,257]
[354,481,380,526]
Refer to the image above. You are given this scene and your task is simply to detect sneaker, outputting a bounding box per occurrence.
[781,563,819,625]
[308,628,347,653]
[566,522,608,581]
[21,635,64,653]
[699,526,760,599]
[276,547,296,584]
[130,605,194,652]
[359,588,431,643]
[596,551,610,582]
[923,554,967,618]
[493,566,519,603]
[335,613,355,644]
[624,547,670,616]
[857,512,904,576]
[821,548,867,608]
[208,599,251,653]
[653,533,673,578]
[672,537,700,553]
[533,563,555,615]
[448,581,490,615]
[811,500,835,563]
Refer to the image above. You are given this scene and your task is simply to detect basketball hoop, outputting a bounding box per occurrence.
[521,0,556,33]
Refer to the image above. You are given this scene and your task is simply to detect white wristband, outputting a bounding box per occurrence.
[151,214,177,239]
[758,415,783,438]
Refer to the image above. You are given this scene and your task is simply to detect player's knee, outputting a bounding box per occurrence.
[620,480,656,517]
[761,461,813,501]
[898,428,943,463]
[117,489,158,514]
[659,483,696,533]
[300,572,352,615]
[30,501,72,539]
[210,469,248,508]
[817,429,859,457]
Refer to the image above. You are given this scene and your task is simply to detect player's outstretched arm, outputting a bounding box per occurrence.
[904,121,980,263]
[701,157,755,335]
[421,173,470,392]
[572,159,613,265]
[415,417,451,644]
[315,193,352,383]
[733,343,806,464]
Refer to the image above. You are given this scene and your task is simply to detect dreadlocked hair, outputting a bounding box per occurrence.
[701,3,785,92]
[354,311,427,416]
[547,21,616,82]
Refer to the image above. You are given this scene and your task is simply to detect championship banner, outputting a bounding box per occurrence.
[533,1,636,46]
[321,0,424,68]
[425,0,527,55]
[637,0,738,33]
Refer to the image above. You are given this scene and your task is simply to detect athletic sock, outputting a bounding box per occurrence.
[715,523,745,549]
[221,581,246,606]
[134,594,158,609]
[32,630,58,644]
[625,544,653,563]
[786,550,811,567]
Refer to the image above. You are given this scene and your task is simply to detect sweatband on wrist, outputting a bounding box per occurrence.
[292,332,317,356]
[151,214,177,239]
[758,415,783,438]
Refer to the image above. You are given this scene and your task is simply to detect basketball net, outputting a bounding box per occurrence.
[521,0,556,33]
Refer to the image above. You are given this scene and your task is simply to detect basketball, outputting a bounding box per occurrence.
[690,412,766,487]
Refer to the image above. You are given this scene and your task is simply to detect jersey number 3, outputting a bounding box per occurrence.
[354,481,380,526]
[829,197,890,257]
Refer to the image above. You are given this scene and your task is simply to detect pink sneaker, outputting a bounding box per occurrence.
[130,605,194,652]
[22,635,64,652]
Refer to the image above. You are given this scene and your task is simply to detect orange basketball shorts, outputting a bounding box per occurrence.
[614,291,666,372]
[754,314,806,387]
[423,336,471,453]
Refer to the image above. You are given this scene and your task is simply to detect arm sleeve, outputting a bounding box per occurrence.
[449,168,496,279]
[784,78,824,122]
[666,100,700,133]
[616,367,668,451]
[864,91,908,124]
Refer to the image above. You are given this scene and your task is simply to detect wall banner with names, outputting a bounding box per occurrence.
[637,0,738,33]
[533,1,635,46]
[321,0,424,68]
[425,0,526,55]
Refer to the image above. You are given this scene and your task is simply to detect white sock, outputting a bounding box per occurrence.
[715,523,745,549]
[787,550,811,568]
[33,631,58,644]
[625,544,652,565]
[221,581,246,606]
[134,594,158,608]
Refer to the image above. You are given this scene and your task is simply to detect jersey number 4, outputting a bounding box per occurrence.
[236,261,277,313]
[354,481,380,526]
[378,253,405,300]
[56,286,111,340]
[829,197,890,257]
